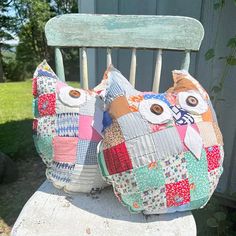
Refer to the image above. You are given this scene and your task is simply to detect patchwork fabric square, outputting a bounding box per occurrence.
[78,115,102,142]
[125,134,156,168]
[111,170,138,194]
[117,112,150,140]
[37,76,56,95]
[133,163,165,191]
[205,145,221,172]
[170,105,194,125]
[103,142,133,175]
[76,96,97,116]
[121,192,144,212]
[151,127,183,159]
[97,146,110,177]
[184,151,210,201]
[37,116,56,136]
[38,93,56,116]
[56,113,79,137]
[197,122,218,147]
[160,154,188,184]
[33,136,53,166]
[96,66,224,214]
[141,187,166,212]
[103,120,124,149]
[53,136,78,163]
[208,167,223,195]
[76,140,98,165]
[212,122,224,145]
[33,60,107,193]
[166,179,191,207]
[50,161,75,184]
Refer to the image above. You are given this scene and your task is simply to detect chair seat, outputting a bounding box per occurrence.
[11,180,196,236]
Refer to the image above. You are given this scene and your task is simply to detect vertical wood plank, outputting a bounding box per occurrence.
[129,48,137,87]
[82,47,89,89]
[181,51,191,71]
[152,49,162,93]
[107,48,112,67]
[55,47,65,82]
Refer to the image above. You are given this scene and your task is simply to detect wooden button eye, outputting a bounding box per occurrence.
[186,96,198,107]
[150,104,164,115]
[69,90,81,98]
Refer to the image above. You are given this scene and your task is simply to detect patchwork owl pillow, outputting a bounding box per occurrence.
[97,66,224,214]
[32,60,108,193]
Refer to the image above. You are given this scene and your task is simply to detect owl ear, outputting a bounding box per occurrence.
[33,60,59,96]
[94,66,132,119]
[33,60,57,79]
[168,70,208,97]
[167,70,197,93]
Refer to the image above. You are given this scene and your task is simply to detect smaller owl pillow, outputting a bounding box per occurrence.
[32,60,108,193]
[97,66,224,214]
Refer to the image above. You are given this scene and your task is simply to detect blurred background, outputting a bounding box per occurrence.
[0,0,236,235]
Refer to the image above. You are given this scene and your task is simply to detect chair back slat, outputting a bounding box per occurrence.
[181,51,191,71]
[107,48,112,67]
[55,48,65,82]
[152,49,162,93]
[82,47,89,89]
[45,14,204,50]
[45,14,204,87]
[129,48,137,87]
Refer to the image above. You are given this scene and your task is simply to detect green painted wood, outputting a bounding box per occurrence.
[45,14,204,50]
[55,48,65,82]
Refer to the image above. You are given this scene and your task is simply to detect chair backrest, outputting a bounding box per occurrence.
[45,13,204,92]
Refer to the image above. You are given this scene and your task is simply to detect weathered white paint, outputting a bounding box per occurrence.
[11,180,197,236]
[181,51,190,71]
[129,48,137,87]
[82,47,89,89]
[107,48,112,67]
[152,49,162,93]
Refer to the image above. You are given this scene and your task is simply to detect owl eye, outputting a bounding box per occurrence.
[139,99,172,124]
[69,89,81,98]
[58,86,87,107]
[150,104,164,115]
[178,91,208,114]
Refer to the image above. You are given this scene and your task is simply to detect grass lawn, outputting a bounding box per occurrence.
[0,80,80,158]
[0,80,80,235]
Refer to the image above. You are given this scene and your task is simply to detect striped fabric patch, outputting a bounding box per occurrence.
[56,113,79,137]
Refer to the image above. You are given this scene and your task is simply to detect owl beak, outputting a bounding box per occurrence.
[184,125,203,160]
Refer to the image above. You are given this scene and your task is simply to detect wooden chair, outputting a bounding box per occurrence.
[11,13,204,236]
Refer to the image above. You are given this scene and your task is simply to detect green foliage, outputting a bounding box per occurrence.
[214,0,226,10]
[205,2,236,105]
[2,0,80,82]
[205,48,215,61]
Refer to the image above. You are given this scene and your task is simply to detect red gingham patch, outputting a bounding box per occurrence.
[205,145,221,172]
[103,142,133,175]
[38,93,56,116]
[166,179,190,207]
[32,78,37,97]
